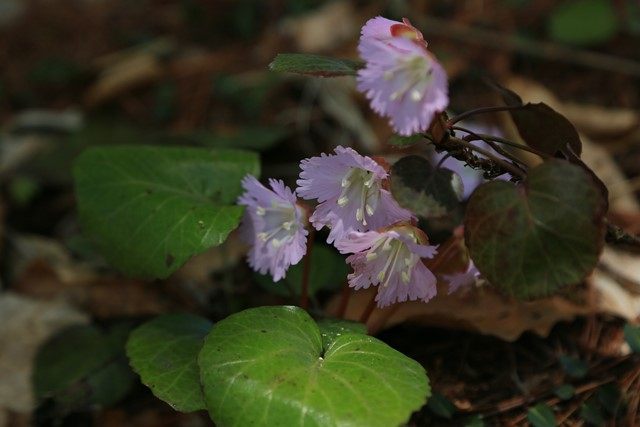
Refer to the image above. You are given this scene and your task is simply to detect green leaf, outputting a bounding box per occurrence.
[34,324,134,411]
[464,415,486,427]
[269,53,363,77]
[559,355,588,378]
[388,134,424,148]
[527,403,557,427]
[127,313,213,412]
[316,318,367,349]
[427,391,456,419]
[198,306,429,426]
[548,0,618,46]
[255,244,347,297]
[554,384,576,400]
[391,155,463,219]
[74,145,259,278]
[596,383,623,416]
[465,160,607,298]
[580,398,605,426]
[623,323,640,353]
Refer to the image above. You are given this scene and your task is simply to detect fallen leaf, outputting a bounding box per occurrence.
[280,1,357,53]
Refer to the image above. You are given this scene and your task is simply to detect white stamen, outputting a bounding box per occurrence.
[402,270,411,283]
[256,207,266,216]
[337,196,349,206]
[366,252,378,261]
[365,204,374,216]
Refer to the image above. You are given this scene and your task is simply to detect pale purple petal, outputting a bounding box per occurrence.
[442,261,480,294]
[297,147,414,243]
[237,175,308,282]
[338,226,438,308]
[356,19,449,136]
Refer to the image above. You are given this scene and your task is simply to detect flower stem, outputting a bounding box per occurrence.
[359,291,378,325]
[300,227,315,310]
[336,280,351,318]
[447,104,526,126]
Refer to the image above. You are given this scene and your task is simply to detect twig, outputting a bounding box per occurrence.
[415,15,640,78]
[605,220,640,253]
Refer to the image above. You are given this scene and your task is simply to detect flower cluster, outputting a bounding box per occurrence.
[238,145,440,307]
[237,17,474,308]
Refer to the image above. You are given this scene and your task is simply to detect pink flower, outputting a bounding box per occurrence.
[442,261,480,294]
[237,175,308,282]
[336,224,438,308]
[297,146,414,243]
[356,17,449,136]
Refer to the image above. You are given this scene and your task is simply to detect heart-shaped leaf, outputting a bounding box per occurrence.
[464,160,606,298]
[391,155,463,219]
[269,53,363,77]
[126,314,213,412]
[198,306,429,426]
[74,146,259,278]
[316,318,367,349]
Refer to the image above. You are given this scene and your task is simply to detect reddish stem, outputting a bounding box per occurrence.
[300,228,315,310]
[336,280,351,318]
[359,292,378,325]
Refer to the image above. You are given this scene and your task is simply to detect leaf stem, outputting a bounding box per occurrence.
[452,125,550,159]
[300,227,315,310]
[455,137,527,179]
[447,105,526,126]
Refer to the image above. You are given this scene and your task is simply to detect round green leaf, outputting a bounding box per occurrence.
[74,146,259,278]
[548,0,618,46]
[199,306,429,426]
[316,318,367,349]
[554,384,576,401]
[127,313,212,412]
[464,160,607,298]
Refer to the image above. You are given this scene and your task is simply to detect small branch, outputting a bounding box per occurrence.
[415,15,640,78]
[605,220,640,253]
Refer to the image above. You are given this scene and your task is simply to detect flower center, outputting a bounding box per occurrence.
[384,54,433,103]
[337,168,381,226]
[368,232,419,287]
[256,202,301,248]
